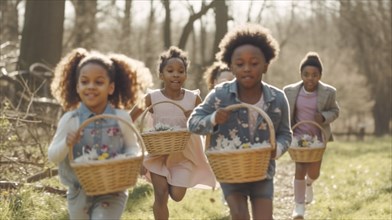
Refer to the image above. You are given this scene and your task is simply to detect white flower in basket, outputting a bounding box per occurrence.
[208,132,270,151]
[146,122,183,132]
[291,134,323,148]
[74,145,132,163]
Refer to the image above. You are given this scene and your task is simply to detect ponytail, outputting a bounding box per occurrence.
[51,48,88,111]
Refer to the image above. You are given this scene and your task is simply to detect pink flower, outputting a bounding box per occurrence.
[90,129,97,136]
[107,127,120,136]
[101,144,109,152]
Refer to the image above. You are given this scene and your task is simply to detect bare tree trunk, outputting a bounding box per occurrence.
[145,0,156,74]
[71,0,97,49]
[19,0,65,70]
[119,0,133,54]
[162,0,172,49]
[199,16,207,66]
[211,0,228,62]
[0,0,20,43]
[178,0,216,50]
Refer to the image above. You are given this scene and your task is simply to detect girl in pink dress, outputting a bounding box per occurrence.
[130,46,216,220]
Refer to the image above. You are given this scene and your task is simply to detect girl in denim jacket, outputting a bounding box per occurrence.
[48,48,149,219]
[188,24,292,219]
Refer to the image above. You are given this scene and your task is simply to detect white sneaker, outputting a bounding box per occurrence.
[306,184,313,204]
[292,203,305,219]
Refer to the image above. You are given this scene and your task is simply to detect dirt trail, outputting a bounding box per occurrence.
[273,158,296,219]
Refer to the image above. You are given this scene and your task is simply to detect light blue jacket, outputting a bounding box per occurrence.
[187,80,292,179]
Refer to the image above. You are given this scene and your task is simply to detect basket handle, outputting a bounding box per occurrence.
[139,100,187,132]
[205,103,276,150]
[292,120,327,146]
[68,114,145,162]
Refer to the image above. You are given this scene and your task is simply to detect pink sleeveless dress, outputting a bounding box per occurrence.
[143,89,216,188]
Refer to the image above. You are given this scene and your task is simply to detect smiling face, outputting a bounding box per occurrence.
[230,44,269,90]
[76,63,114,114]
[301,66,321,92]
[160,57,187,91]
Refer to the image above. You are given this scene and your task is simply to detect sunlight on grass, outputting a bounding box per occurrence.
[122,178,229,219]
[306,136,392,220]
[1,137,390,219]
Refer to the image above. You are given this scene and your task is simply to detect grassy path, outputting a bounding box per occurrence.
[1,137,390,219]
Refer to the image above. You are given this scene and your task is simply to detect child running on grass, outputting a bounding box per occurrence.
[283,51,340,219]
[130,46,216,220]
[48,48,145,220]
[188,24,292,219]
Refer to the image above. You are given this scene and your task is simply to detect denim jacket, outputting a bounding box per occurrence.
[48,103,140,189]
[187,80,292,179]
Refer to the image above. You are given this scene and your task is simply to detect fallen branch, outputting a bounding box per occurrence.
[26,168,59,183]
[0,181,66,196]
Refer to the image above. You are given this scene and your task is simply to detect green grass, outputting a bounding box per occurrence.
[122,179,229,219]
[306,136,392,220]
[1,137,390,219]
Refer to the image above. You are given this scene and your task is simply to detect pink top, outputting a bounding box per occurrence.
[294,87,322,139]
[143,89,216,188]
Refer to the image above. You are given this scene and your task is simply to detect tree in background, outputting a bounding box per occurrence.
[118,0,133,54]
[338,0,391,136]
[18,0,65,71]
[162,0,172,49]
[70,0,97,49]
[0,0,20,44]
[211,0,228,62]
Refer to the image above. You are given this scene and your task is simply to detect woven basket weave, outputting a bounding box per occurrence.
[139,101,191,155]
[69,114,145,196]
[205,103,276,183]
[288,120,327,163]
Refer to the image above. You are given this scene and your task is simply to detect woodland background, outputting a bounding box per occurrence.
[0,0,391,136]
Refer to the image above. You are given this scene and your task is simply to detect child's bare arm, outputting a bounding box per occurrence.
[130,94,152,121]
[185,95,203,118]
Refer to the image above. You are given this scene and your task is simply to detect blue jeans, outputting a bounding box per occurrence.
[220,178,274,200]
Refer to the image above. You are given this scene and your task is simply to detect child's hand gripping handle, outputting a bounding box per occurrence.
[205,103,276,152]
[139,101,188,133]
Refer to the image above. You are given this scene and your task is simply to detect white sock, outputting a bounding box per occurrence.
[294,179,306,204]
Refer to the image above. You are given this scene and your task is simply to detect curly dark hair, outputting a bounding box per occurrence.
[51,48,149,111]
[215,24,279,66]
[203,61,231,90]
[157,46,190,75]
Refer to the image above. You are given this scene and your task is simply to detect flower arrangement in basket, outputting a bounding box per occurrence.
[69,114,145,196]
[288,120,326,163]
[205,103,275,183]
[139,101,191,155]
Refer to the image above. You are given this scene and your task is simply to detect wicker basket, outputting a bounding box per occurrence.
[288,120,327,163]
[139,101,191,155]
[205,103,276,183]
[69,114,145,196]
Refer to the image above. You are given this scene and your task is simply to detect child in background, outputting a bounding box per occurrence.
[48,48,144,220]
[203,61,234,206]
[130,46,216,220]
[283,52,339,219]
[203,61,234,90]
[188,24,292,219]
